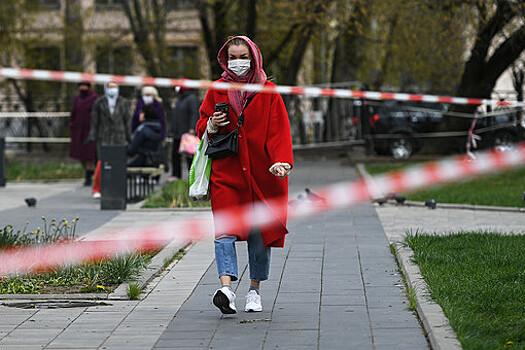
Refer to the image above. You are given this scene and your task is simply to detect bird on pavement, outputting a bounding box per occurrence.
[305,188,326,205]
[25,197,37,207]
[425,199,436,209]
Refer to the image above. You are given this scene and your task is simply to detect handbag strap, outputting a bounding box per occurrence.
[237,95,256,127]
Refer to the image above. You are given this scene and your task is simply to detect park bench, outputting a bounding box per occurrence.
[126,164,165,203]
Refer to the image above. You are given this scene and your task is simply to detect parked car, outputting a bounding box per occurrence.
[361,100,524,159]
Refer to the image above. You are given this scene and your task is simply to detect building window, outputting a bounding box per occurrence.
[26,0,61,10]
[96,46,134,97]
[167,46,199,79]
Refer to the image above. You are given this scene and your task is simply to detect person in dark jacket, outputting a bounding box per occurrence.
[127,104,162,167]
[169,87,200,180]
[131,86,166,140]
[69,82,98,186]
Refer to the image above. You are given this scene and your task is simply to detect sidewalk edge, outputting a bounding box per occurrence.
[395,243,462,350]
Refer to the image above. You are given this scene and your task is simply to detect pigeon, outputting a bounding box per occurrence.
[305,188,326,204]
[394,194,406,204]
[289,194,306,207]
[386,192,406,204]
[425,199,436,209]
[25,197,37,207]
[372,197,387,205]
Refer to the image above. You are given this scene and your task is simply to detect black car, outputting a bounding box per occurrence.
[361,100,524,159]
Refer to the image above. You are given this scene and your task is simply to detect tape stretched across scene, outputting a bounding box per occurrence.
[0,142,524,276]
[0,67,522,108]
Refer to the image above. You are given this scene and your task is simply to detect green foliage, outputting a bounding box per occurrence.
[365,163,525,208]
[405,232,525,349]
[0,253,148,295]
[6,161,84,181]
[142,180,210,208]
[127,283,141,300]
[0,219,148,294]
[0,217,78,250]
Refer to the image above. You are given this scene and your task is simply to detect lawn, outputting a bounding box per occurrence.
[0,217,151,295]
[7,161,84,181]
[365,163,525,208]
[142,179,210,208]
[405,232,525,349]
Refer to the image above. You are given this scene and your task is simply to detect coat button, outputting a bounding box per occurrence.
[242,166,247,171]
[239,133,243,138]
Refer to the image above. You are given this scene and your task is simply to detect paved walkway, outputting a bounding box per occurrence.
[3,160,522,349]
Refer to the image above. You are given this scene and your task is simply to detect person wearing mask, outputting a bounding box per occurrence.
[86,81,132,198]
[131,86,166,140]
[127,104,162,167]
[196,36,293,314]
[169,87,200,181]
[69,82,98,186]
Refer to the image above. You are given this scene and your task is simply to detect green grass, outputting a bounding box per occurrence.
[7,161,84,181]
[0,219,151,294]
[405,232,525,349]
[127,283,141,300]
[142,180,210,208]
[365,163,525,208]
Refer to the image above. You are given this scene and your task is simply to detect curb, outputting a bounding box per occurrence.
[394,243,462,350]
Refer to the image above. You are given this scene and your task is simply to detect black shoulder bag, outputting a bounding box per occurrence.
[205,96,254,160]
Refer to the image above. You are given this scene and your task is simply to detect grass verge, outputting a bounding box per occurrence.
[0,218,154,294]
[365,163,525,208]
[7,161,84,181]
[142,180,210,208]
[405,231,525,349]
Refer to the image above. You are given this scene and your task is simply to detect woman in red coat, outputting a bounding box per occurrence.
[196,36,293,315]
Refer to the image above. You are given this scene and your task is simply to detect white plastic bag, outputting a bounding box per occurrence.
[189,131,212,201]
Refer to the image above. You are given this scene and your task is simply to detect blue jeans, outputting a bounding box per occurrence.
[215,228,271,282]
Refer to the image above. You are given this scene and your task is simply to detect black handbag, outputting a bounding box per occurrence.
[205,96,254,160]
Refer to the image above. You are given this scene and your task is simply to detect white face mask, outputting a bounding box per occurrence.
[228,59,251,77]
[143,95,154,104]
[107,87,119,97]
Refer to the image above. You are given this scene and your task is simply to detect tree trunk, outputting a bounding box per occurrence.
[435,1,525,153]
[328,0,370,141]
[64,0,84,110]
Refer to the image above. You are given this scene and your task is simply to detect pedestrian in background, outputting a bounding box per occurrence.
[69,82,98,186]
[86,81,132,198]
[169,86,200,181]
[127,104,162,167]
[131,86,166,140]
[196,36,293,314]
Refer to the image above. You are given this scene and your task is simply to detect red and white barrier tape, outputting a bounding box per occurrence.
[0,67,522,107]
[1,143,524,276]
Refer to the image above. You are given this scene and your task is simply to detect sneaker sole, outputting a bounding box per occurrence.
[213,290,236,314]
[245,308,263,313]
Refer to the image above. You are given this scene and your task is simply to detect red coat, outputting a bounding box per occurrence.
[197,81,293,247]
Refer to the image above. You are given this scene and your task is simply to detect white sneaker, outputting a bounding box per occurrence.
[245,290,263,312]
[92,192,101,199]
[213,286,237,314]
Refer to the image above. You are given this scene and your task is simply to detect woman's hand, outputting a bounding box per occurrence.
[269,163,291,179]
[210,111,230,127]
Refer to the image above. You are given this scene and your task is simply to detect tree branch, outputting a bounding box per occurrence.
[485,25,525,86]
[246,0,257,39]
